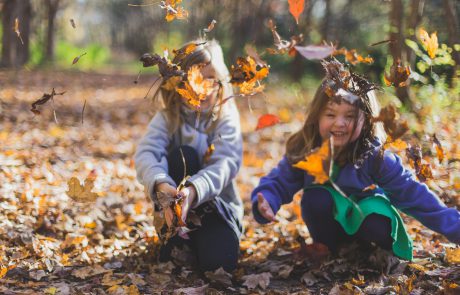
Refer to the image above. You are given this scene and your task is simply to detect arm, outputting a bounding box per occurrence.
[186,102,243,207]
[134,112,176,201]
[372,150,460,244]
[251,156,305,224]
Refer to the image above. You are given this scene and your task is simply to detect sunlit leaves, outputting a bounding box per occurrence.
[384,59,411,87]
[418,28,438,59]
[334,48,374,65]
[255,114,280,130]
[160,0,189,22]
[175,65,214,109]
[293,138,331,184]
[288,0,305,24]
[230,56,269,95]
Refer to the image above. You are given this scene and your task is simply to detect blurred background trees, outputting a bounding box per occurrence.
[0,0,458,109]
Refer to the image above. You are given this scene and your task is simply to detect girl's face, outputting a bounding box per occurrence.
[318,101,364,149]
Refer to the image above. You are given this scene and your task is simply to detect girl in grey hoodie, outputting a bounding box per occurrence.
[135,40,243,272]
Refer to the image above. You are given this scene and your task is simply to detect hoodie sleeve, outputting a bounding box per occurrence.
[251,156,306,224]
[371,150,460,244]
[186,102,243,208]
[134,112,176,201]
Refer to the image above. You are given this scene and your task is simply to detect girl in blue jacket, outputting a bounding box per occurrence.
[252,59,460,260]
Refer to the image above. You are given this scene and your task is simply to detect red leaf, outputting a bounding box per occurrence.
[288,0,305,24]
[256,114,280,130]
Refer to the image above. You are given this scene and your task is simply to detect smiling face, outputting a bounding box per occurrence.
[318,101,364,149]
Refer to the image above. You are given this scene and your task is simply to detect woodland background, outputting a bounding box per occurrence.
[0,0,459,294]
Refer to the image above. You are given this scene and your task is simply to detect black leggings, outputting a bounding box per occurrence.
[159,146,239,272]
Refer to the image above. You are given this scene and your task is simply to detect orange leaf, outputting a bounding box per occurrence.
[293,138,331,184]
[256,114,280,130]
[418,28,438,59]
[288,0,305,24]
[175,65,213,108]
[384,59,411,88]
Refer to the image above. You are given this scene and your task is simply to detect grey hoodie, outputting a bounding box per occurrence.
[135,101,243,237]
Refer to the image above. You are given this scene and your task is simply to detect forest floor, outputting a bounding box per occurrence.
[0,70,459,294]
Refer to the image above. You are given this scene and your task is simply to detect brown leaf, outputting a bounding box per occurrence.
[334,47,374,65]
[432,134,444,163]
[161,0,189,22]
[267,19,303,55]
[30,88,66,115]
[66,176,99,203]
[406,145,433,182]
[70,19,76,28]
[384,59,411,87]
[72,52,87,65]
[242,272,272,290]
[372,105,409,140]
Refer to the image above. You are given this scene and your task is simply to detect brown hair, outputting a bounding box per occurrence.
[153,39,233,133]
[286,80,386,166]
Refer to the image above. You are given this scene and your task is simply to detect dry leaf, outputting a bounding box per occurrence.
[256,114,280,130]
[203,19,217,33]
[267,19,303,56]
[242,272,272,290]
[72,52,87,65]
[293,138,331,184]
[418,28,438,59]
[384,59,411,87]
[66,176,99,203]
[230,56,269,95]
[30,88,66,115]
[175,65,214,109]
[432,134,444,163]
[288,0,305,24]
[406,145,433,182]
[334,47,374,65]
[70,19,76,28]
[160,0,189,22]
[372,105,409,140]
[14,18,24,45]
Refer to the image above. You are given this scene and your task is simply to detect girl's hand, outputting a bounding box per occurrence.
[257,193,276,222]
[178,185,197,224]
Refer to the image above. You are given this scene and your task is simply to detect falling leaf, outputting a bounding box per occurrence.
[70,19,76,28]
[293,138,331,184]
[30,88,66,115]
[267,20,303,56]
[384,138,408,151]
[294,44,335,60]
[140,53,185,79]
[369,39,395,47]
[406,145,433,182]
[288,0,305,24]
[432,134,444,163]
[230,56,269,95]
[72,52,87,65]
[160,0,189,22]
[203,19,217,33]
[418,28,438,59]
[172,42,205,62]
[66,176,99,203]
[14,18,24,45]
[175,65,214,109]
[256,114,280,130]
[372,105,409,140]
[242,272,272,290]
[384,59,411,87]
[334,47,374,65]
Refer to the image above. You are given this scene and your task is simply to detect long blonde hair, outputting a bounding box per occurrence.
[286,81,386,166]
[153,39,233,134]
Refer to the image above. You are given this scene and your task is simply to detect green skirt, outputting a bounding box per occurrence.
[304,185,413,260]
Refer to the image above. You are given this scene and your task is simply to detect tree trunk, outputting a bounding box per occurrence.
[1,0,31,68]
[389,0,412,109]
[45,0,60,62]
[406,0,424,68]
[321,0,331,42]
[443,0,460,68]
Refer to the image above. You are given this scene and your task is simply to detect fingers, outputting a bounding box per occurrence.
[257,193,276,222]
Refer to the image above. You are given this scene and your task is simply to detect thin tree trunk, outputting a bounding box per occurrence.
[45,0,60,62]
[443,0,460,67]
[1,0,14,67]
[406,0,424,69]
[389,0,412,109]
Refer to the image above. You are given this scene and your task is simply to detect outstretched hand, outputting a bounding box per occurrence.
[257,192,276,222]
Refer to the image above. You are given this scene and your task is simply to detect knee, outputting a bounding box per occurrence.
[301,187,334,219]
[358,214,393,249]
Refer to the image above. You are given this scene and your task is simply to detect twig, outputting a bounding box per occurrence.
[81,99,87,124]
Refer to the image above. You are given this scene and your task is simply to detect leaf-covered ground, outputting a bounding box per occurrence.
[0,70,459,294]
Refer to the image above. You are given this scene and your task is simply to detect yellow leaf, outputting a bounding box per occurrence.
[45,287,57,295]
[176,65,213,108]
[0,267,8,279]
[66,177,99,203]
[161,76,182,91]
[293,138,331,184]
[418,28,438,59]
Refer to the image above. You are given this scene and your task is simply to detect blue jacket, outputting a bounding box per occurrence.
[251,144,460,244]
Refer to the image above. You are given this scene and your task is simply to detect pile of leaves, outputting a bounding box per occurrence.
[0,69,459,294]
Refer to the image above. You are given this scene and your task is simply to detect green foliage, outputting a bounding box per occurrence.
[28,39,45,66]
[55,41,110,70]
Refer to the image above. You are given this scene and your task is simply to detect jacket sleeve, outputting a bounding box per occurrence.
[134,112,176,201]
[187,102,243,207]
[251,156,306,224]
[371,150,460,244]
